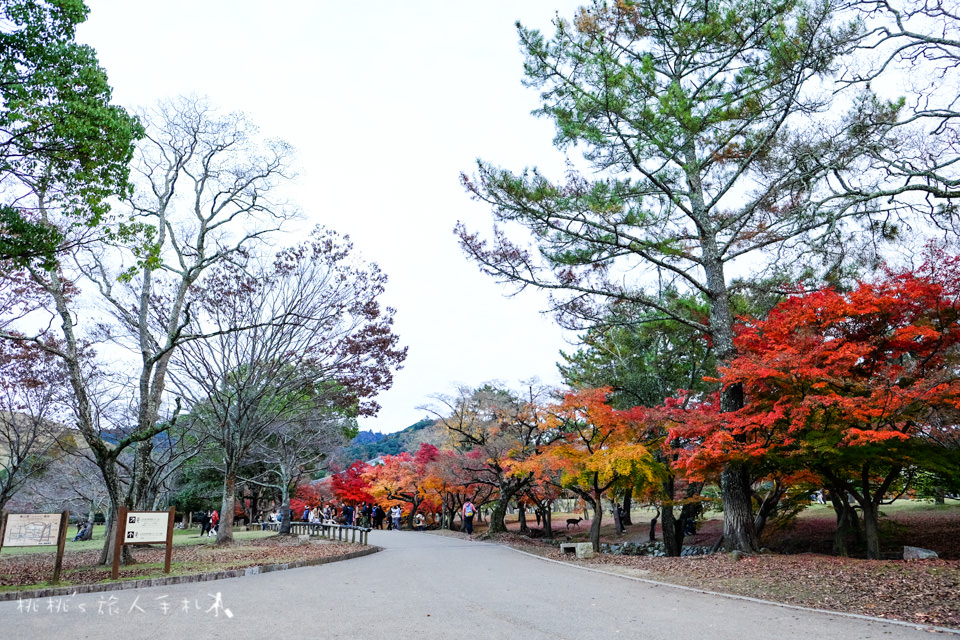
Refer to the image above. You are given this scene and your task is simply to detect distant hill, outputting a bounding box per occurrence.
[339,418,437,463]
[351,430,387,446]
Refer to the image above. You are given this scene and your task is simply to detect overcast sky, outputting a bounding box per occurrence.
[77,1,590,433]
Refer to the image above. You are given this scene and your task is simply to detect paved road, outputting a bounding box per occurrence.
[0,530,950,639]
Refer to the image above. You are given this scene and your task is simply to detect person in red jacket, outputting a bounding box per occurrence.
[209,509,220,537]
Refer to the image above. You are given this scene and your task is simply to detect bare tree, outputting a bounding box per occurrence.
[833,1,960,227]
[247,400,355,534]
[9,445,111,540]
[0,96,299,564]
[79,95,299,515]
[171,227,406,544]
[0,340,70,512]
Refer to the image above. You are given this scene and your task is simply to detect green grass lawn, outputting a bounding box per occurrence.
[0,525,275,557]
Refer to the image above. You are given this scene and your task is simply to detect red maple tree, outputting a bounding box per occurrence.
[670,250,960,558]
[330,461,374,505]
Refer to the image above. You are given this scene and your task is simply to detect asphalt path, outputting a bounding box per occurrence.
[0,530,950,639]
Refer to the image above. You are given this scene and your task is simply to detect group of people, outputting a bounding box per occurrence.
[241,499,486,534]
[199,509,219,537]
[283,502,435,532]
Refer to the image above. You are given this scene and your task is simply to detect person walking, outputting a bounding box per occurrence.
[362,503,373,528]
[390,505,402,531]
[209,509,220,537]
[200,511,211,537]
[462,500,476,535]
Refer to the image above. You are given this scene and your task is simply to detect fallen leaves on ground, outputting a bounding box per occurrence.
[485,503,960,629]
[0,535,360,589]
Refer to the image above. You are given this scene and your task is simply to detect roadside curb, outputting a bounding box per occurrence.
[502,544,960,636]
[0,545,381,602]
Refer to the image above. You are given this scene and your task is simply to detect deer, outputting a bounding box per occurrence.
[565,516,583,529]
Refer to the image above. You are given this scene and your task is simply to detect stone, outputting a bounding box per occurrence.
[903,546,939,560]
[729,550,745,561]
[559,542,595,558]
[297,534,311,545]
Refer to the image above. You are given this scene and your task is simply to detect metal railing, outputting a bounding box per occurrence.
[262,521,372,545]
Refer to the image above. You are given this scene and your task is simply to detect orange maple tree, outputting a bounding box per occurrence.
[365,443,440,527]
[418,447,496,530]
[531,387,662,551]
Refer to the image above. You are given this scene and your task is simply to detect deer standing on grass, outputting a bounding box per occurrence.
[566,517,583,529]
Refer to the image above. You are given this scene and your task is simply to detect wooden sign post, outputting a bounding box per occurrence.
[112,507,176,580]
[0,510,70,583]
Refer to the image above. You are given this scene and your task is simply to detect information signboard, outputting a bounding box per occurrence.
[2,513,62,547]
[112,506,176,579]
[124,511,170,544]
[0,510,70,582]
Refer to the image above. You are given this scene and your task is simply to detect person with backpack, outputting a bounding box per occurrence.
[462,500,476,535]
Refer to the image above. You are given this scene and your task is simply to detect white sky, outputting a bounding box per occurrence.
[77,1,589,434]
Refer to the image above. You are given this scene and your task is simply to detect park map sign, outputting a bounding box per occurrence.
[0,511,70,582]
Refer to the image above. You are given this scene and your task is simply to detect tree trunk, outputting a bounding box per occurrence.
[279,486,292,535]
[753,482,786,539]
[517,501,528,533]
[721,462,759,553]
[542,506,553,538]
[406,497,421,529]
[218,470,237,544]
[488,480,524,534]
[487,496,511,534]
[83,502,96,540]
[621,492,633,526]
[588,492,602,552]
[662,506,680,556]
[97,464,126,566]
[830,490,854,557]
[861,501,881,560]
[129,440,156,510]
